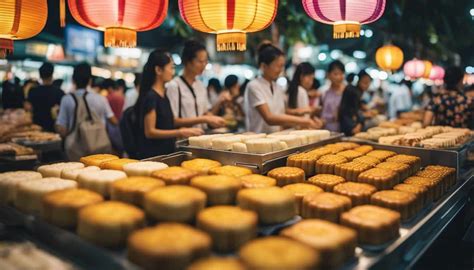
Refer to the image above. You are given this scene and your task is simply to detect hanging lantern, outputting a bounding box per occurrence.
[68,0,168,48]
[422,60,433,79]
[179,0,278,52]
[403,59,426,79]
[429,65,445,81]
[0,0,48,58]
[375,45,404,72]
[302,0,386,39]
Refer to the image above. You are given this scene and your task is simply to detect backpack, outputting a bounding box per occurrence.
[64,92,112,161]
[120,106,139,158]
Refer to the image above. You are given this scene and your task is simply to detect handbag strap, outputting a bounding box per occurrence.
[82,91,93,121]
[179,76,199,117]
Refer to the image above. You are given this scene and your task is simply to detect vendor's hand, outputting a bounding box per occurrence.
[205,115,226,128]
[180,128,204,138]
[304,118,323,129]
[217,91,232,104]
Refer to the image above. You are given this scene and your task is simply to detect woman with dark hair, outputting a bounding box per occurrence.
[207,78,222,106]
[166,40,226,130]
[244,44,321,133]
[286,62,321,120]
[423,66,473,127]
[339,70,372,136]
[321,60,346,132]
[136,49,203,159]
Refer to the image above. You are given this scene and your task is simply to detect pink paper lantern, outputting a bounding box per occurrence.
[429,65,445,81]
[302,0,386,39]
[403,59,425,79]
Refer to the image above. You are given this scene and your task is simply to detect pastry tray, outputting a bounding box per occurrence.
[175,132,343,174]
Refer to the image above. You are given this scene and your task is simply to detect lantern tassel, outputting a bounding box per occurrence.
[333,22,361,39]
[0,39,14,59]
[216,32,246,52]
[104,27,137,48]
[60,0,66,28]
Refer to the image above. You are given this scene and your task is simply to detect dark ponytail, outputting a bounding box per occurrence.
[288,62,315,109]
[257,43,284,66]
[137,49,172,107]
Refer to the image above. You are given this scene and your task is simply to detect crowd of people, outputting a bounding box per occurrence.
[1,40,473,160]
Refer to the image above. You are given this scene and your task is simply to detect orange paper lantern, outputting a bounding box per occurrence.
[0,0,48,58]
[68,0,168,48]
[179,0,278,51]
[375,45,404,72]
[422,60,433,79]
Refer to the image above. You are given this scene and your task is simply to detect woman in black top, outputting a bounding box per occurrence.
[339,70,372,136]
[136,49,203,159]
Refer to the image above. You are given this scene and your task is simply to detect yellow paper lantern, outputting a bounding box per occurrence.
[422,60,433,79]
[0,0,48,58]
[179,0,278,51]
[375,45,404,72]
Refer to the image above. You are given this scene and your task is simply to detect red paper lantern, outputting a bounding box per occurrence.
[302,0,386,39]
[68,0,168,47]
[429,65,445,81]
[179,0,278,51]
[403,59,425,79]
[0,0,48,58]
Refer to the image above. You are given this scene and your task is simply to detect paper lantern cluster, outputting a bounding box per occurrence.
[178,0,278,51]
[302,0,386,39]
[375,45,404,72]
[67,0,168,48]
[0,0,48,58]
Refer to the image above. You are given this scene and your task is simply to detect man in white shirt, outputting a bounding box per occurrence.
[388,81,413,120]
[166,40,226,130]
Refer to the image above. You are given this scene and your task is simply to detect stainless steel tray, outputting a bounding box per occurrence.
[175,132,343,174]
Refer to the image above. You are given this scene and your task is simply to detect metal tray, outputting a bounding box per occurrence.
[175,132,343,174]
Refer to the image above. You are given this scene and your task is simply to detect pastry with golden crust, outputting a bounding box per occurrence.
[394,183,430,206]
[353,145,374,154]
[42,188,104,228]
[281,219,357,269]
[357,168,399,190]
[80,154,118,167]
[334,161,373,182]
[240,174,276,189]
[239,237,320,270]
[151,166,199,185]
[353,155,381,166]
[301,192,352,222]
[340,205,400,245]
[144,186,206,223]
[366,150,397,161]
[197,206,257,252]
[371,190,419,221]
[282,183,323,215]
[386,154,422,175]
[404,176,439,201]
[333,182,377,206]
[128,223,211,270]
[209,165,252,178]
[188,258,246,270]
[111,177,165,207]
[315,155,348,175]
[267,167,305,186]
[414,171,445,199]
[375,162,411,182]
[190,175,241,205]
[237,187,296,225]
[336,150,364,161]
[99,158,139,171]
[308,174,346,192]
[181,158,222,175]
[77,201,145,247]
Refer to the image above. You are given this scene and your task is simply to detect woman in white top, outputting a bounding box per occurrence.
[244,44,321,133]
[166,40,227,130]
[287,62,322,123]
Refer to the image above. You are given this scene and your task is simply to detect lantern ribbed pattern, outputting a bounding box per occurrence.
[68,0,168,48]
[429,65,445,81]
[179,0,278,51]
[0,0,48,58]
[375,45,404,72]
[302,0,386,39]
[403,59,426,80]
[422,61,433,79]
